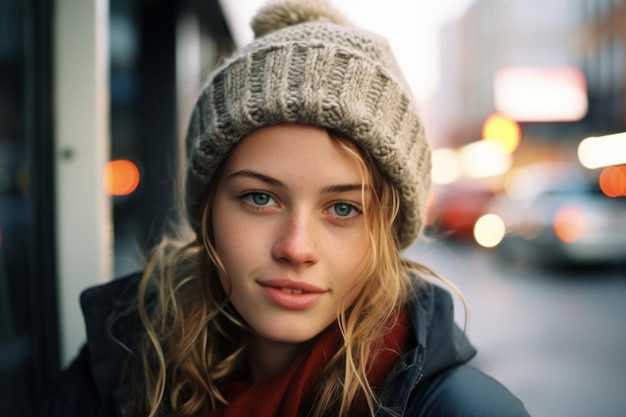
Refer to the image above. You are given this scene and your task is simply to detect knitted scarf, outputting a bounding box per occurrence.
[202,310,410,417]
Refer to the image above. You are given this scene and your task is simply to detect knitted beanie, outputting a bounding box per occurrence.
[184,0,431,248]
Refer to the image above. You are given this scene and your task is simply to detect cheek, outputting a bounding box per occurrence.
[343,276,368,307]
[214,220,257,270]
[212,203,264,291]
[343,234,371,273]
[335,243,372,301]
[211,191,243,259]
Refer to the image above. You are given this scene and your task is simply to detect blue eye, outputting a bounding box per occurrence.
[245,192,272,206]
[331,202,360,217]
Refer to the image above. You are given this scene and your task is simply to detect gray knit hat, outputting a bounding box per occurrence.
[184,0,431,248]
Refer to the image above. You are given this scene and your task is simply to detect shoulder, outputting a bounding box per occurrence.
[391,281,529,416]
[79,272,144,339]
[42,273,144,417]
[79,272,144,353]
[406,364,531,417]
[405,280,457,332]
[405,282,477,376]
[80,272,142,318]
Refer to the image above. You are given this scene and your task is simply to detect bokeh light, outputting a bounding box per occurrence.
[553,205,585,243]
[482,112,521,153]
[460,140,512,178]
[104,159,140,196]
[494,66,588,122]
[599,165,626,198]
[578,132,626,169]
[474,213,506,248]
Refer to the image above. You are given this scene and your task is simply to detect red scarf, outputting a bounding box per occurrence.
[202,310,410,417]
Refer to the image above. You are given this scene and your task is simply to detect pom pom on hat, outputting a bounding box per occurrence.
[184,0,431,249]
[251,0,350,38]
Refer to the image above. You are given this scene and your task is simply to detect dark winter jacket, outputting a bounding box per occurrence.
[42,273,530,417]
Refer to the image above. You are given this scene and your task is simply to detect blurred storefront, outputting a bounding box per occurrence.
[426,0,625,243]
[0,1,58,416]
[0,0,234,416]
[579,0,626,134]
[108,0,234,278]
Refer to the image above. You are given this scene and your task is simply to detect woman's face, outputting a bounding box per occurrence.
[212,124,371,345]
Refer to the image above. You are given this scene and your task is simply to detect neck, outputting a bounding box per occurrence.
[246,336,305,383]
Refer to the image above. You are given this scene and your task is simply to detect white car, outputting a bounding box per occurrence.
[487,162,626,265]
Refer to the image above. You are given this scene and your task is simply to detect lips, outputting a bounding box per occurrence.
[280,288,305,294]
[258,279,326,309]
[261,279,325,293]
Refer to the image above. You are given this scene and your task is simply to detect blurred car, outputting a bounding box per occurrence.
[486,162,626,265]
[427,181,495,239]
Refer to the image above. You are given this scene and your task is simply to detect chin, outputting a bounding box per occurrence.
[262,331,317,345]
[253,324,326,345]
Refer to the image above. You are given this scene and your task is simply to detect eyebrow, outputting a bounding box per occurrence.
[321,184,365,193]
[225,169,366,194]
[226,169,286,188]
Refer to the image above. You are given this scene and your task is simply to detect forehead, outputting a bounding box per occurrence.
[222,124,366,183]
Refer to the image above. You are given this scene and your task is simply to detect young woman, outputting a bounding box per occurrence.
[44,0,530,416]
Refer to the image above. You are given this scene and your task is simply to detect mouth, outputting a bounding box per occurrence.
[279,287,306,294]
[259,278,326,294]
[258,279,326,310]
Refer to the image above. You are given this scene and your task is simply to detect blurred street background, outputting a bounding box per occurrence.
[1,0,625,416]
[405,239,626,417]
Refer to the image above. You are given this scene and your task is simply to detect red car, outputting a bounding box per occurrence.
[427,181,495,239]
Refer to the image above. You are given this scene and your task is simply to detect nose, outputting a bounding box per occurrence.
[272,211,318,267]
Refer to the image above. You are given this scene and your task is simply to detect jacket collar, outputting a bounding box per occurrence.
[377,283,476,415]
[80,273,142,415]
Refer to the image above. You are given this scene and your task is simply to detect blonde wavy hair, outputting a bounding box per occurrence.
[125,131,434,417]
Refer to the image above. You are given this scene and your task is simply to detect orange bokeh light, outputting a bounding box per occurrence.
[599,166,626,198]
[104,159,140,196]
[482,113,521,153]
[553,205,585,243]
